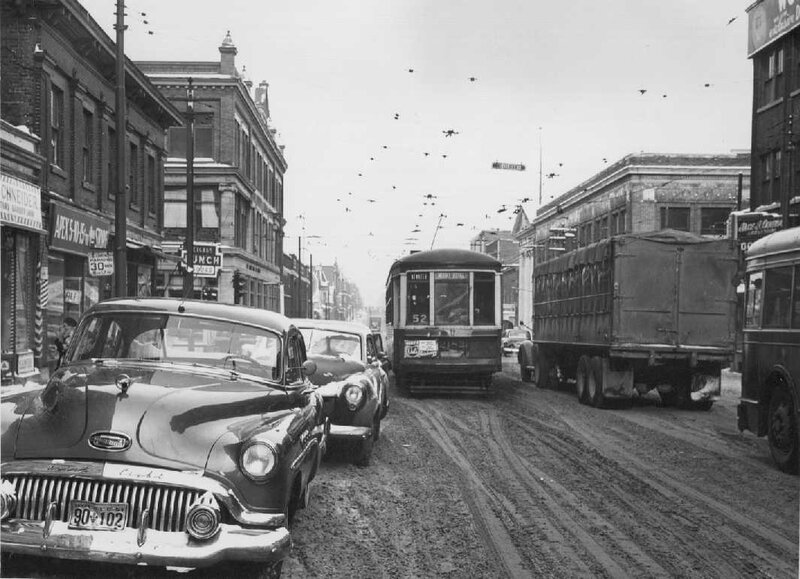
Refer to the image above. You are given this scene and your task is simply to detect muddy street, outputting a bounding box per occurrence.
[4,361,798,579]
[282,360,798,579]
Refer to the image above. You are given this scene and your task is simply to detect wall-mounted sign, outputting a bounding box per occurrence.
[730,211,783,251]
[492,161,526,171]
[88,251,114,277]
[181,242,222,278]
[50,201,111,255]
[747,0,800,56]
[1,174,43,232]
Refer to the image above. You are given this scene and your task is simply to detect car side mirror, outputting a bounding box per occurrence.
[301,359,317,377]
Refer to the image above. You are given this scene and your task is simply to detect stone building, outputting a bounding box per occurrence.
[137,32,287,310]
[1,0,181,379]
[515,152,751,329]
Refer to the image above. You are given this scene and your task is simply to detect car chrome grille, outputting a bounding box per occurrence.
[7,475,203,532]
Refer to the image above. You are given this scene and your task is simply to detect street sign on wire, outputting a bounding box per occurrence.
[181,242,223,278]
[492,161,526,171]
[88,251,114,277]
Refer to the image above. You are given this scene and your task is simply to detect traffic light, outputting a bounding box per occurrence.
[232,271,246,304]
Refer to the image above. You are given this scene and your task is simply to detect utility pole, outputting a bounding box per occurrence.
[309,253,313,319]
[538,126,543,207]
[113,0,127,296]
[183,78,195,298]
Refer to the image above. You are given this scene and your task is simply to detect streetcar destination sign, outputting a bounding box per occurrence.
[492,161,526,171]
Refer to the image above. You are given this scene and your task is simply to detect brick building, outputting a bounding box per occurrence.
[1,0,181,379]
[747,0,800,228]
[137,32,287,310]
[516,152,751,328]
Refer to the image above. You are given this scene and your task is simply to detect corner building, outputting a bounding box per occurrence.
[1,0,181,379]
[138,33,287,309]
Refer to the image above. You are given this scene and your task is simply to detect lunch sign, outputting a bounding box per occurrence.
[181,242,223,278]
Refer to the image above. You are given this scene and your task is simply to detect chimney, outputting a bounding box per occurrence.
[219,30,237,75]
[255,81,270,119]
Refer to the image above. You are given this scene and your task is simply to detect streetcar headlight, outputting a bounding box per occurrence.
[240,441,278,482]
[343,383,364,410]
[185,493,220,540]
[0,480,17,521]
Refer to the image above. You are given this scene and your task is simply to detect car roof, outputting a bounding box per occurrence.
[292,318,371,337]
[86,298,296,333]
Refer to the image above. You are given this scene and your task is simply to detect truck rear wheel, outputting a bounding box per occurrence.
[575,356,591,404]
[589,356,606,408]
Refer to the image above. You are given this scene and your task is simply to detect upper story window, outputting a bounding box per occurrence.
[660,206,690,231]
[700,207,730,236]
[82,109,94,184]
[129,142,139,206]
[168,127,213,159]
[50,85,64,168]
[147,154,157,215]
[763,46,784,105]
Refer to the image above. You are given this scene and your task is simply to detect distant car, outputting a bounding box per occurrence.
[294,319,390,466]
[1,298,327,577]
[502,328,532,357]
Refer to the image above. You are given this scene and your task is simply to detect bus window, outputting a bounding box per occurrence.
[434,272,469,325]
[794,265,800,329]
[407,272,430,325]
[745,272,763,328]
[474,272,495,325]
[763,267,792,328]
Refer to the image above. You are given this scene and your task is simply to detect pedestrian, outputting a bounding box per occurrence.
[54,317,77,366]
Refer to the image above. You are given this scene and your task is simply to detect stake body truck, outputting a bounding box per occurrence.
[517,229,738,409]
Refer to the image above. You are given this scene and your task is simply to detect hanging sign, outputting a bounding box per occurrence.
[492,161,526,171]
[181,242,222,278]
[88,251,115,277]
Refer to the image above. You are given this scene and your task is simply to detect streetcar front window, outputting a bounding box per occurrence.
[407,272,430,325]
[763,267,792,328]
[434,272,469,325]
[745,272,763,328]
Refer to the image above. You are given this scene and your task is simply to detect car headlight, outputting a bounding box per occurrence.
[343,383,365,411]
[0,480,16,520]
[240,441,278,482]
[185,493,220,540]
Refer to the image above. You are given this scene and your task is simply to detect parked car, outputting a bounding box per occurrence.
[1,298,327,577]
[294,319,389,466]
[502,328,532,357]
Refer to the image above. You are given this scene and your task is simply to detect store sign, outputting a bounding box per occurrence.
[748,0,800,56]
[88,251,114,277]
[731,212,783,251]
[0,174,42,232]
[181,242,222,278]
[50,202,111,255]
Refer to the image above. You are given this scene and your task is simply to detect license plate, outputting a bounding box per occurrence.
[68,500,128,531]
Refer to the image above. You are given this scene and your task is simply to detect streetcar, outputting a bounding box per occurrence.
[384,248,503,394]
[738,225,800,474]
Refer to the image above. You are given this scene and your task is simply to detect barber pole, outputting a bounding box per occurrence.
[33,259,47,359]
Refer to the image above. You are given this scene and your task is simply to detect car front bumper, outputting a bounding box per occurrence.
[328,424,372,441]
[1,519,291,568]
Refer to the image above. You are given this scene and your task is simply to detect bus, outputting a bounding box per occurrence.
[385,248,503,394]
[738,226,800,474]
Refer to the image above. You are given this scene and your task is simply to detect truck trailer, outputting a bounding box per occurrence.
[517,229,738,409]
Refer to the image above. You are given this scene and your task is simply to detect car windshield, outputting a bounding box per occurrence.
[300,328,362,360]
[69,312,282,381]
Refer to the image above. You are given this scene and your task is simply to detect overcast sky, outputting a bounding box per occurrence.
[81,0,752,308]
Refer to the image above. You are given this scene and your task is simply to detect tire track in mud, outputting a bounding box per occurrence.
[557,413,798,577]
[499,411,748,579]
[482,411,673,579]
[398,399,533,578]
